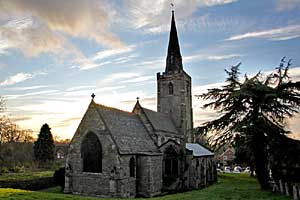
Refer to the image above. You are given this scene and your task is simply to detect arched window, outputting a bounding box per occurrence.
[129,157,135,177]
[164,145,178,176]
[168,82,174,95]
[196,159,200,168]
[81,132,102,173]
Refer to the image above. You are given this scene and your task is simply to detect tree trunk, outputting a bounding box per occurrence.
[252,134,270,190]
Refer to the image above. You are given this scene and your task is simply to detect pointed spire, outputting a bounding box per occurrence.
[165,11,183,73]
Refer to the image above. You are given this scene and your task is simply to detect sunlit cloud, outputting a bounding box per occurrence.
[63,86,125,97]
[276,0,300,11]
[226,25,300,41]
[125,0,237,33]
[73,45,137,70]
[101,72,140,83]
[4,90,60,99]
[4,85,49,91]
[66,85,97,92]
[0,71,47,87]
[0,0,123,57]
[185,53,243,62]
[120,76,154,84]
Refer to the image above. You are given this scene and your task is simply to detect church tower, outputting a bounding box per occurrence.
[157,11,193,142]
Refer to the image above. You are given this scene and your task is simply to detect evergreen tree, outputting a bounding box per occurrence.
[34,123,55,162]
[197,58,300,189]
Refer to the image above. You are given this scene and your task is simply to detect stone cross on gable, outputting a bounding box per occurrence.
[91,93,96,100]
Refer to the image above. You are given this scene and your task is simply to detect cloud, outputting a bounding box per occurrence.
[93,45,135,61]
[125,0,237,33]
[73,45,137,70]
[0,71,47,87]
[276,0,300,11]
[4,85,49,91]
[120,76,154,84]
[66,86,97,92]
[185,53,243,62]
[101,72,140,83]
[0,73,33,86]
[0,0,123,57]
[226,25,300,41]
[4,90,60,99]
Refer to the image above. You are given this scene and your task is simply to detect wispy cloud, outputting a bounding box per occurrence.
[226,25,300,41]
[0,71,47,87]
[73,45,137,70]
[120,75,154,83]
[0,0,123,57]
[0,39,13,55]
[63,86,125,97]
[1,73,34,87]
[93,45,135,61]
[4,90,60,99]
[101,72,140,83]
[185,53,243,62]
[276,0,300,11]
[4,85,49,91]
[125,0,237,33]
[66,85,96,92]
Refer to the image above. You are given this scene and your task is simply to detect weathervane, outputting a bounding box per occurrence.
[170,0,175,11]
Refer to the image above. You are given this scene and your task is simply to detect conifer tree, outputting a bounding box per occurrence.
[34,123,55,162]
[198,58,300,189]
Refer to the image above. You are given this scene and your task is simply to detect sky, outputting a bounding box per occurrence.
[0,0,300,140]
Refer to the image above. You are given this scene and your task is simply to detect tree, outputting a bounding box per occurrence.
[0,96,5,113]
[34,123,55,162]
[197,58,300,189]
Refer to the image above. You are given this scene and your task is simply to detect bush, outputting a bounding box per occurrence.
[0,167,9,173]
[53,167,65,190]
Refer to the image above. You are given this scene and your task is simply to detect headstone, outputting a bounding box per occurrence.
[293,185,298,200]
[285,182,290,196]
[279,180,284,194]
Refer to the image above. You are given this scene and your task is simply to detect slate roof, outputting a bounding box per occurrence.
[185,143,214,157]
[142,108,178,134]
[95,103,159,155]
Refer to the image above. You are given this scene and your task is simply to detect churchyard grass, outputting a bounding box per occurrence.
[0,173,290,200]
[0,171,53,181]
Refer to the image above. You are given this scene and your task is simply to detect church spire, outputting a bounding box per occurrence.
[165,11,183,73]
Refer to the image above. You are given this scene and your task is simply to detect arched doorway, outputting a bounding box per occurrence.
[163,145,179,187]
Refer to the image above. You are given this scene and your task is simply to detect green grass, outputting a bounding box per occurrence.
[0,174,290,200]
[0,171,53,181]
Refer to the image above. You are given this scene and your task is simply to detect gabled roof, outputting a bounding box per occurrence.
[94,102,159,155]
[142,107,178,134]
[186,143,214,157]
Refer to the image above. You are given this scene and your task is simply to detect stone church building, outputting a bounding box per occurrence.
[64,11,217,198]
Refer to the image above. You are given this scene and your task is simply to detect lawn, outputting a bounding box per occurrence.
[0,171,53,181]
[0,173,290,200]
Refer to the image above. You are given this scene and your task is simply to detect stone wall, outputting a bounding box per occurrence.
[136,155,162,197]
[65,104,133,197]
[188,156,217,189]
[157,71,193,142]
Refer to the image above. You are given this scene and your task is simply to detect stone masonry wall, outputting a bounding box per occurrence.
[65,104,136,197]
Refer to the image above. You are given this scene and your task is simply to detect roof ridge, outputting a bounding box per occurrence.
[142,107,170,116]
[94,102,135,115]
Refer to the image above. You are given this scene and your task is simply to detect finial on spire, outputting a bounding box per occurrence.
[136,97,140,102]
[91,93,96,100]
[170,1,175,12]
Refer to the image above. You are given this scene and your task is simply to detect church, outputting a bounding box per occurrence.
[64,11,217,198]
